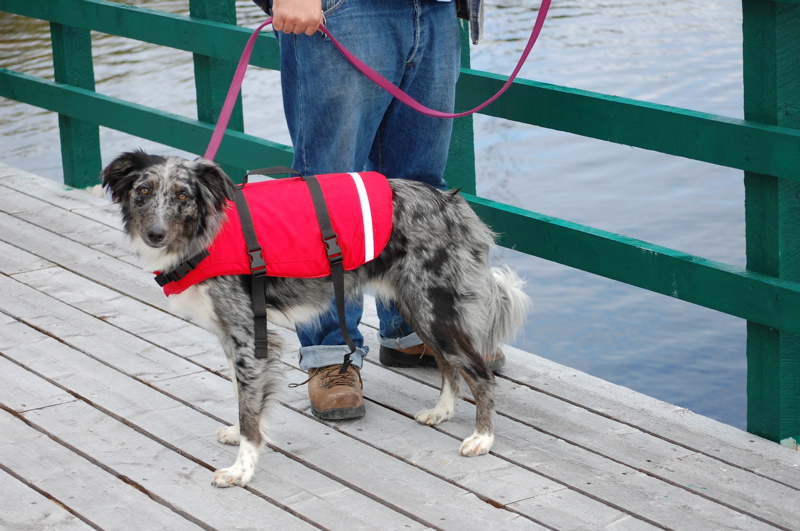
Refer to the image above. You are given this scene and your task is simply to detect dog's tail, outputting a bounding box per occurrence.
[484,267,531,357]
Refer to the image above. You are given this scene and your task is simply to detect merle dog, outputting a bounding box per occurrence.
[102,151,529,487]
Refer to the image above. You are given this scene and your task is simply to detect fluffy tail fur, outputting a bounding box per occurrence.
[484,267,531,358]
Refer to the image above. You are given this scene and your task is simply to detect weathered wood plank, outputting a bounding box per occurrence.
[293,339,782,531]
[0,354,76,413]
[0,184,127,258]
[0,273,202,383]
[7,267,661,528]
[4,170,799,530]
[0,241,54,276]
[0,409,202,530]
[0,468,94,531]
[164,370,546,530]
[0,311,446,529]
[496,349,800,489]
[280,367,658,531]
[8,224,796,529]
[0,163,109,211]
[12,266,225,372]
[360,303,800,491]
[23,401,318,531]
[357,330,800,530]
[0,211,166,310]
[0,276,543,528]
[0,165,122,230]
[2,340,255,529]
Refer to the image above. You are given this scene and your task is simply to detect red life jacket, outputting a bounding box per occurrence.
[160,172,393,296]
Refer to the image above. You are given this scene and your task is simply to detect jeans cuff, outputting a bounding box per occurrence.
[378,332,423,351]
[298,345,368,371]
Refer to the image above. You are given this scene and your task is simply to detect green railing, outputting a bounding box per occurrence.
[1,0,798,448]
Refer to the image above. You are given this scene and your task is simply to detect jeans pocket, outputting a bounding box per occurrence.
[321,0,346,17]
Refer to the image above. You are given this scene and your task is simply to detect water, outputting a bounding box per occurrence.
[0,0,747,428]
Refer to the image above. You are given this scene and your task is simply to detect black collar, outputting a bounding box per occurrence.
[154,249,210,287]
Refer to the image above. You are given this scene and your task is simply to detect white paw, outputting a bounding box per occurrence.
[415,406,453,426]
[216,424,240,445]
[211,464,253,488]
[459,431,494,456]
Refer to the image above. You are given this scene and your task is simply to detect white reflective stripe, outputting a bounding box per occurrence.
[349,172,375,262]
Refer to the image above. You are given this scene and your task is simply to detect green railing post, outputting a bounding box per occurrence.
[742,0,800,448]
[50,22,102,188]
[444,21,477,194]
[189,0,247,182]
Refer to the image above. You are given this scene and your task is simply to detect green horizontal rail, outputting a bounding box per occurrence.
[0,0,281,70]
[465,193,800,336]
[0,69,293,169]
[456,70,800,183]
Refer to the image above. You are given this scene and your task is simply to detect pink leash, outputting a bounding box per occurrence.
[204,0,551,160]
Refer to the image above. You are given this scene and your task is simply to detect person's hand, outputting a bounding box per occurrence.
[272,0,324,36]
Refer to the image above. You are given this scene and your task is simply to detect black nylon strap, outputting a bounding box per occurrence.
[246,166,299,177]
[302,174,356,373]
[154,249,210,287]
[234,186,270,359]
[243,166,299,185]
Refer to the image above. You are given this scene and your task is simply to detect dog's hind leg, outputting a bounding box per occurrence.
[457,366,496,456]
[415,355,460,426]
[414,326,497,456]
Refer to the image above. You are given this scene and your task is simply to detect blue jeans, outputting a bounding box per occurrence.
[276,0,461,370]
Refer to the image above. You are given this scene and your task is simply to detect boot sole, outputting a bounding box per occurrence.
[311,404,365,420]
[379,346,438,368]
[379,346,506,373]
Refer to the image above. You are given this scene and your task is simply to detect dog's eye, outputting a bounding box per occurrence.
[177,192,188,201]
[138,186,150,195]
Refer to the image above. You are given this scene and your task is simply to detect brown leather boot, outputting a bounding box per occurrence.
[307,364,365,420]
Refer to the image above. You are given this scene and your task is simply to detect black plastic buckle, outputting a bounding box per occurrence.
[323,235,343,263]
[248,248,267,275]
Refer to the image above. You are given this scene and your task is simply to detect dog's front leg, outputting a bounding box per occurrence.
[212,354,268,488]
[211,341,284,487]
[208,283,284,488]
[216,356,241,446]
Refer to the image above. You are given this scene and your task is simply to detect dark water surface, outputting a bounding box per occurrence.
[0,1,747,428]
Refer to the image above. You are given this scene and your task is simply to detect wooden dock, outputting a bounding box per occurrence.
[1,162,798,530]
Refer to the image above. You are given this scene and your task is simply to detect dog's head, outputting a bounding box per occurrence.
[102,150,236,259]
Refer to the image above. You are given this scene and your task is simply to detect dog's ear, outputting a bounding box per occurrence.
[191,158,237,211]
[101,150,163,203]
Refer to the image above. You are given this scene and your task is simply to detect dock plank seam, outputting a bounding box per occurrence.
[501,371,800,492]
[0,401,209,530]
[0,413,104,531]
[0,352,329,531]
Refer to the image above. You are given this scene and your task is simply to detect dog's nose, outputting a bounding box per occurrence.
[147,225,166,243]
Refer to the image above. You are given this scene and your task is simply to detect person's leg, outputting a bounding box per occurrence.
[368,0,463,362]
[277,0,423,416]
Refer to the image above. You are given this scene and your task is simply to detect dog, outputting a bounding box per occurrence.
[102,150,530,487]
